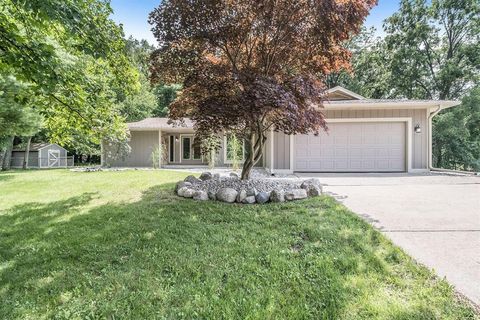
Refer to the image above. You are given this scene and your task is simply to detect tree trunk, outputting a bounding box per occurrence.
[241,130,267,180]
[1,136,15,171]
[100,140,105,167]
[22,136,32,169]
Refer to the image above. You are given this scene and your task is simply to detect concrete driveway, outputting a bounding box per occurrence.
[296,172,480,305]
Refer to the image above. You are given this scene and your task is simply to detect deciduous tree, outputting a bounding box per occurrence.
[0,0,138,156]
[0,74,42,170]
[150,0,376,179]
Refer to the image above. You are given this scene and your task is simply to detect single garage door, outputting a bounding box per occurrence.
[295,122,406,172]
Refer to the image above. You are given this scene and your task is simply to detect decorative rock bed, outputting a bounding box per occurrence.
[174,172,322,204]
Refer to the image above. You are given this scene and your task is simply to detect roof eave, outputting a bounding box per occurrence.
[323,100,461,110]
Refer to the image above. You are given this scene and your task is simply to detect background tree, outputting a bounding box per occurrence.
[433,87,480,171]
[383,0,479,100]
[152,84,181,117]
[325,27,392,99]
[150,0,377,179]
[119,37,181,120]
[117,37,157,122]
[0,0,139,164]
[0,74,43,170]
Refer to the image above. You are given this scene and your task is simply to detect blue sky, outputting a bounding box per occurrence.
[110,0,400,45]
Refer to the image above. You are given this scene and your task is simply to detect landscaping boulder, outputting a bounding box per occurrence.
[300,178,322,189]
[216,188,238,203]
[193,190,209,201]
[285,189,308,201]
[175,181,192,193]
[242,196,256,204]
[184,175,201,184]
[256,191,270,204]
[208,190,217,200]
[300,178,322,196]
[199,172,212,181]
[213,173,221,181]
[183,188,196,198]
[303,184,322,197]
[270,189,285,203]
[246,187,257,197]
[236,189,247,203]
[229,172,239,179]
[177,186,189,197]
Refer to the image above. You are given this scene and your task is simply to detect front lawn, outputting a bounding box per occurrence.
[0,170,476,319]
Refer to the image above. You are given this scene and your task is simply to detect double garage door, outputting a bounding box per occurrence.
[295,122,406,172]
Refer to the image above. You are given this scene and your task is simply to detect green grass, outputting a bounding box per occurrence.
[0,169,477,319]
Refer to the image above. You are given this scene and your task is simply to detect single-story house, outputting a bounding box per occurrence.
[105,86,460,173]
[11,143,71,168]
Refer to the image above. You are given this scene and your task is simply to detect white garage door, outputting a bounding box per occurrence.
[295,122,406,172]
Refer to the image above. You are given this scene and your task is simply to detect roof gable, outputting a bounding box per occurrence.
[326,86,365,100]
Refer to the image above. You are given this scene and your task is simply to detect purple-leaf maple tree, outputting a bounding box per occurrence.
[149,0,377,179]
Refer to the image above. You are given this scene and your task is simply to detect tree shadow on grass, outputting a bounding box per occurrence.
[0,183,475,319]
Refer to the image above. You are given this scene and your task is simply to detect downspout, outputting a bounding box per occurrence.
[428,104,478,175]
[428,105,442,171]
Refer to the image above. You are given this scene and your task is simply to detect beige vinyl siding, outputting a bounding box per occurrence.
[264,132,272,169]
[110,131,159,167]
[273,108,428,170]
[273,131,290,170]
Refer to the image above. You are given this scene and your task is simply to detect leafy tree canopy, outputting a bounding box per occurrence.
[150,0,376,178]
[326,27,393,99]
[0,0,139,154]
[383,0,479,100]
[119,37,180,121]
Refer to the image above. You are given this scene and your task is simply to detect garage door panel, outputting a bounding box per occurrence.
[335,160,349,170]
[390,148,403,157]
[326,147,336,157]
[349,148,362,158]
[295,122,406,172]
[376,160,390,169]
[334,136,348,144]
[334,147,348,157]
[350,160,362,170]
[390,159,404,170]
[320,160,335,170]
[364,148,376,158]
[350,135,363,144]
[376,149,389,157]
[296,160,308,170]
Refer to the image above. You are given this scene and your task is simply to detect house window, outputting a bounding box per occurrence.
[169,136,175,162]
[182,136,202,160]
[193,138,202,160]
[182,137,191,160]
[224,134,245,163]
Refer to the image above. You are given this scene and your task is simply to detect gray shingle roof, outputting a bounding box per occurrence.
[127,118,194,129]
[12,143,54,152]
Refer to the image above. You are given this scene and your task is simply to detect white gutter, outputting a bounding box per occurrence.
[428,105,442,171]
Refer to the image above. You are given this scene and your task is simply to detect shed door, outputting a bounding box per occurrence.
[48,150,60,167]
[294,122,406,172]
